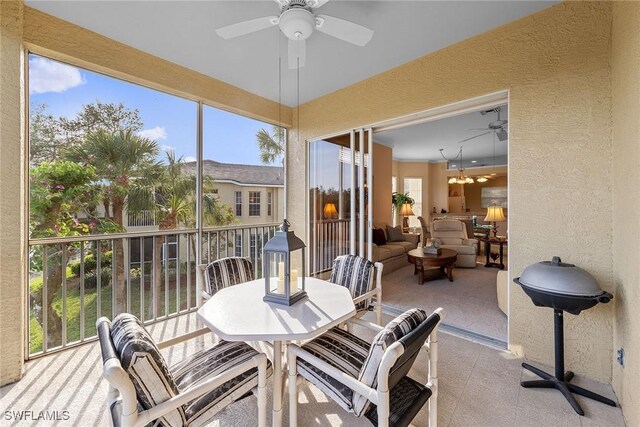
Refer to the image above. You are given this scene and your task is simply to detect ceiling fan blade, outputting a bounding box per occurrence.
[288,38,306,69]
[216,16,278,40]
[458,131,491,144]
[316,14,374,46]
[308,0,330,8]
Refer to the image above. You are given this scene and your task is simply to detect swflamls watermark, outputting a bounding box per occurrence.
[3,410,71,421]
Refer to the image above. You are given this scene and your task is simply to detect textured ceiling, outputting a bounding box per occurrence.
[27,0,557,106]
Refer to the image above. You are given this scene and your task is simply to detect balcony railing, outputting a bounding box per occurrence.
[309,219,351,275]
[127,209,156,227]
[27,222,279,357]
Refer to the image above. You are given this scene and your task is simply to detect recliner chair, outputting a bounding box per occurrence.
[430,219,478,268]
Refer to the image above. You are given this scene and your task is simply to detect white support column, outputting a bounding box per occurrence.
[358,129,365,258]
[349,130,356,255]
[367,128,373,262]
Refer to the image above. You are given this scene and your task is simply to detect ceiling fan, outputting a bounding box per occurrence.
[215,0,374,69]
[458,106,509,144]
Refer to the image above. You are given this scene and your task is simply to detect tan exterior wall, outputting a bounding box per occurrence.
[215,183,284,226]
[22,7,292,127]
[372,143,392,225]
[612,2,640,425]
[288,2,614,382]
[0,0,25,386]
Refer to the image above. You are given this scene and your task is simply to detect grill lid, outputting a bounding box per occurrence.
[518,256,603,297]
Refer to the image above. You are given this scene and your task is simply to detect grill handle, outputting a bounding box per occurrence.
[597,292,613,304]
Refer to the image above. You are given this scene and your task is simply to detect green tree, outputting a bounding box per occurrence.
[66,129,161,312]
[256,125,285,165]
[29,102,143,166]
[128,151,234,311]
[30,161,100,346]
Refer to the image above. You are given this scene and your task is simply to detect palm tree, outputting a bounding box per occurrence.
[256,126,285,165]
[67,129,161,312]
[128,151,233,313]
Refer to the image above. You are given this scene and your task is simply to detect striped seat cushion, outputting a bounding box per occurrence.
[297,327,371,413]
[204,257,253,297]
[352,308,428,417]
[330,255,374,313]
[111,313,186,427]
[171,340,271,426]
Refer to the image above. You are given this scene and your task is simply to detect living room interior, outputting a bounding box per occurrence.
[364,103,510,345]
[2,1,639,426]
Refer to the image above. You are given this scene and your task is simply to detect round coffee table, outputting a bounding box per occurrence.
[407,248,458,284]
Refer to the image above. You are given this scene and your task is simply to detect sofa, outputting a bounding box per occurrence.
[371,223,419,275]
[430,219,478,268]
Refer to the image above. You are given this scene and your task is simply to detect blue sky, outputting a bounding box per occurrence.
[29,54,281,166]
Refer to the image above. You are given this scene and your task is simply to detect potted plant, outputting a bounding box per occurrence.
[392,192,415,211]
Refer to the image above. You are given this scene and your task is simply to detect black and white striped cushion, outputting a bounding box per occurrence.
[111,313,186,427]
[297,327,371,412]
[171,340,271,426]
[204,257,254,296]
[352,308,428,416]
[330,255,374,312]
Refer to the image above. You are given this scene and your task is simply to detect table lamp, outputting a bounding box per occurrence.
[399,203,415,233]
[323,202,337,219]
[484,205,506,238]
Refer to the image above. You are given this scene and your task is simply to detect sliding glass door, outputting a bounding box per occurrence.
[308,129,372,275]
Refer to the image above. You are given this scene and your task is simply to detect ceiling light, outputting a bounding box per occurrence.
[477,176,488,183]
[440,147,474,185]
[471,160,477,164]
[451,164,456,168]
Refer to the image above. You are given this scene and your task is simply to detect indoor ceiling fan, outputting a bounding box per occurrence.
[458,106,509,144]
[215,0,374,69]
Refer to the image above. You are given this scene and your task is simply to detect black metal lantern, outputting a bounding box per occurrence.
[263,219,307,305]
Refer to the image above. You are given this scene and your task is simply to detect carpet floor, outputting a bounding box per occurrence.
[382,263,507,341]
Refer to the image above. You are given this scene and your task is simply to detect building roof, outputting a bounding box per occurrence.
[183,160,284,187]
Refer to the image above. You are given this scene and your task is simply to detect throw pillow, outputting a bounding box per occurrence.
[386,225,404,242]
[372,228,387,246]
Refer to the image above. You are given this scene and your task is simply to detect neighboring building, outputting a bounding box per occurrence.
[125,159,285,264]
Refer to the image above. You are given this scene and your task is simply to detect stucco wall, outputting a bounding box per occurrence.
[288,2,614,382]
[372,143,392,225]
[22,7,292,128]
[0,0,25,386]
[611,2,640,425]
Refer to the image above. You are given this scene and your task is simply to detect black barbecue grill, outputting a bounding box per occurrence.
[514,256,616,416]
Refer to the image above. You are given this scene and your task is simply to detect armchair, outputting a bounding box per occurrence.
[287,308,443,427]
[330,254,383,326]
[430,219,478,268]
[97,313,269,427]
[197,257,254,303]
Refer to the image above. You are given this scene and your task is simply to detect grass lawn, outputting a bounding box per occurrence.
[29,270,198,354]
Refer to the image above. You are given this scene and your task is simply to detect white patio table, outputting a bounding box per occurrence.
[196,277,356,427]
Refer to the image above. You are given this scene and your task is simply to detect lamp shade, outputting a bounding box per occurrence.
[485,205,506,222]
[323,202,337,219]
[399,203,415,216]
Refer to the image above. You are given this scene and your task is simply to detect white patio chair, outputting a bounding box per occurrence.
[97,313,269,427]
[330,254,384,326]
[287,307,443,427]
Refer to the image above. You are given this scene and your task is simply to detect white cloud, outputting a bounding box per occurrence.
[138,126,167,141]
[29,57,86,94]
[183,156,196,163]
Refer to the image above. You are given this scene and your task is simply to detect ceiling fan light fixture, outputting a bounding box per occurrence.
[279,8,315,40]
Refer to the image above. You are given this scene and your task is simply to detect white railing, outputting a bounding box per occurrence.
[309,219,351,275]
[27,222,279,357]
[127,210,156,227]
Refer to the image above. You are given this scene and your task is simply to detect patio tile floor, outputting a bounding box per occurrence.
[0,312,625,426]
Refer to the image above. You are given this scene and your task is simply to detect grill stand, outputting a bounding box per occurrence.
[520,309,617,416]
